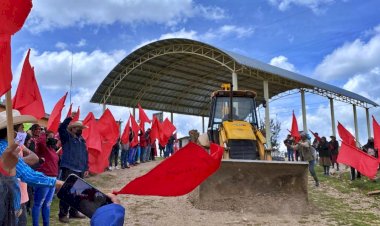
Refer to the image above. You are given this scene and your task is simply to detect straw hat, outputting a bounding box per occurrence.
[0,110,37,130]
[67,121,88,130]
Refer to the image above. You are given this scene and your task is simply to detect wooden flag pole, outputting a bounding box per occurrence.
[5,90,14,146]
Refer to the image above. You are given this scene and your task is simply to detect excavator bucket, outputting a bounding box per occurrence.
[192,160,309,213]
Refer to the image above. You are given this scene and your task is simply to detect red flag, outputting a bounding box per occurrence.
[72,106,80,122]
[309,129,321,142]
[13,50,45,119]
[91,109,119,173]
[114,142,223,196]
[138,103,151,124]
[150,116,161,144]
[0,0,32,97]
[47,93,67,133]
[373,116,380,162]
[82,112,103,174]
[337,122,356,147]
[121,117,131,145]
[158,118,176,146]
[290,111,301,142]
[66,103,73,118]
[130,114,140,147]
[337,142,378,179]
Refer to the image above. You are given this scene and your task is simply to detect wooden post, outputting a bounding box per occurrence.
[5,91,14,146]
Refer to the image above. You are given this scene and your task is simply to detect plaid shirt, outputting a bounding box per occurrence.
[0,139,56,188]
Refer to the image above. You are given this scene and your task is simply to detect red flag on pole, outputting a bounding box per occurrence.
[82,112,103,174]
[309,129,321,142]
[337,122,356,147]
[372,116,380,162]
[66,103,72,118]
[130,114,140,147]
[0,0,32,97]
[138,103,151,124]
[13,50,45,119]
[290,111,301,142]
[47,93,67,133]
[114,142,223,196]
[121,116,131,145]
[337,142,378,179]
[150,116,161,144]
[71,106,80,122]
[93,109,119,173]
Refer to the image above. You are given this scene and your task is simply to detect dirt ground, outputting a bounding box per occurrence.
[87,160,338,226]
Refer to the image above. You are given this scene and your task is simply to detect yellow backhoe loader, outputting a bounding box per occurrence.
[194,84,310,213]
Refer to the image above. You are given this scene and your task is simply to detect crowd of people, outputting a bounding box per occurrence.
[284,132,379,182]
[0,110,178,226]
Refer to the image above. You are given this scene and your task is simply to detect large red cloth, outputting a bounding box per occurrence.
[138,103,151,125]
[337,122,356,147]
[290,111,300,142]
[114,142,223,196]
[0,0,32,97]
[373,116,380,163]
[92,109,119,173]
[47,93,67,133]
[130,114,140,147]
[82,112,103,174]
[13,50,45,119]
[337,142,378,179]
[121,117,131,144]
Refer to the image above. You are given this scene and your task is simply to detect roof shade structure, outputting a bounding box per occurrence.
[90,38,378,117]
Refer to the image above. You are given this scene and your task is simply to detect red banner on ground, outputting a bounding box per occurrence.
[337,142,378,179]
[114,142,223,196]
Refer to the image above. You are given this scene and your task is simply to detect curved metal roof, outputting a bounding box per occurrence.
[90,38,378,117]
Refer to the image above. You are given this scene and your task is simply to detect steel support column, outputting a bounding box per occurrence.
[202,116,205,133]
[232,71,238,91]
[171,112,173,122]
[366,108,371,138]
[133,108,135,117]
[301,90,307,133]
[263,80,271,148]
[353,105,359,146]
[102,103,106,113]
[329,98,336,137]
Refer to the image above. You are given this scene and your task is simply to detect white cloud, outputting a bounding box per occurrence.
[76,39,87,47]
[203,25,254,40]
[268,0,335,13]
[314,26,380,81]
[26,0,226,33]
[269,55,296,72]
[55,42,68,50]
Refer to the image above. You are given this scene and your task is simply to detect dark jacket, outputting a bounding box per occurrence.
[329,140,339,155]
[318,141,331,157]
[90,204,125,226]
[59,117,88,172]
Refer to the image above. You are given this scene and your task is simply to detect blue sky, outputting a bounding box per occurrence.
[4,0,380,151]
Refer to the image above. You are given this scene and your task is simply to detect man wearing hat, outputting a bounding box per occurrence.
[58,113,89,223]
[329,135,340,171]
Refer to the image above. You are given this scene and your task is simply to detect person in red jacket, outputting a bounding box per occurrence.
[32,130,59,226]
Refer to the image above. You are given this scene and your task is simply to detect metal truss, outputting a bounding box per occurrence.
[304,88,369,108]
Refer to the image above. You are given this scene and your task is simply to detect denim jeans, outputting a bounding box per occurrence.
[287,148,294,161]
[121,149,129,167]
[32,186,55,226]
[165,144,173,157]
[144,144,151,161]
[128,147,137,165]
[308,160,318,183]
[140,146,145,162]
[136,146,141,163]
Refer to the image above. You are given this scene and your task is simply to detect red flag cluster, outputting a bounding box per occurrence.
[114,142,223,196]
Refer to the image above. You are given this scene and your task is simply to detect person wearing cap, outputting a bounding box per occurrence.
[58,112,89,223]
[293,132,319,187]
[329,135,340,171]
[0,110,64,225]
